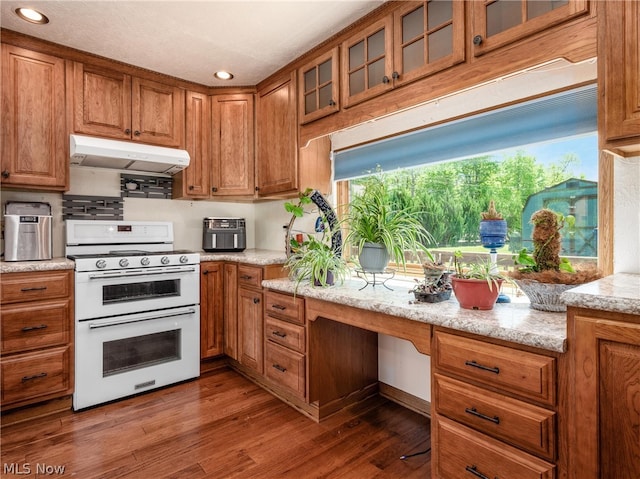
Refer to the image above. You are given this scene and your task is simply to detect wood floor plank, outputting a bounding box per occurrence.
[1,367,430,478]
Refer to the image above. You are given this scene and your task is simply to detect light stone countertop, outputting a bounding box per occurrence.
[199,249,287,265]
[1,257,75,273]
[262,276,568,353]
[561,273,640,315]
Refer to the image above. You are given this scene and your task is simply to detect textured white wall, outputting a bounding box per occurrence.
[613,155,640,273]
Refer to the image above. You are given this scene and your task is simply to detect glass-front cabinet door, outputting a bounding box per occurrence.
[341,16,394,108]
[471,0,589,56]
[298,46,339,124]
[393,0,465,87]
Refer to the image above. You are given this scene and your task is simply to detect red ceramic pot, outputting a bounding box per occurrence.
[451,275,503,310]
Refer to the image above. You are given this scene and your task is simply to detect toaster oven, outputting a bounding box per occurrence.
[203,218,246,252]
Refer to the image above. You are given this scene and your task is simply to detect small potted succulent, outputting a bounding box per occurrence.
[451,251,508,310]
[409,260,452,303]
[511,208,601,311]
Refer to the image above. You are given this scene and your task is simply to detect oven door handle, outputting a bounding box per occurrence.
[87,267,197,280]
[87,308,197,329]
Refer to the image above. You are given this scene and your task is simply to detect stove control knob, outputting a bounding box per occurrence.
[179,255,189,264]
[119,258,129,268]
[96,259,107,269]
[140,257,150,266]
[161,256,170,265]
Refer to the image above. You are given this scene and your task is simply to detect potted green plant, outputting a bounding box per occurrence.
[451,251,508,310]
[283,190,349,292]
[284,234,350,291]
[344,173,434,272]
[511,208,601,311]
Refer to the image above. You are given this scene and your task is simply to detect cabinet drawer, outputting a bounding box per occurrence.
[238,265,263,289]
[1,270,71,304]
[434,331,556,405]
[265,341,305,398]
[434,415,555,479]
[434,373,556,460]
[1,346,72,406]
[264,291,304,325]
[1,300,71,354]
[265,316,305,353]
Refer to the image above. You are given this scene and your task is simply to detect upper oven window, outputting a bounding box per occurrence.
[102,279,180,304]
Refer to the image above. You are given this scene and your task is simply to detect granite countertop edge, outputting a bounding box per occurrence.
[1,257,75,273]
[263,277,568,353]
[560,272,640,315]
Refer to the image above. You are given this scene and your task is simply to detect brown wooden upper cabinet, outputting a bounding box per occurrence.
[256,72,298,196]
[174,91,211,199]
[69,62,185,148]
[471,0,589,56]
[298,47,340,124]
[341,1,464,108]
[1,45,68,191]
[599,0,640,156]
[211,94,255,196]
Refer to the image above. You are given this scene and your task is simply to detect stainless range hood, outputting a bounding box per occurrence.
[70,135,190,175]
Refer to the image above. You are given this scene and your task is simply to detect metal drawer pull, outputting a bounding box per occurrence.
[22,372,47,382]
[20,286,47,292]
[464,360,500,374]
[272,364,287,373]
[271,304,286,310]
[272,331,287,338]
[465,407,500,424]
[465,465,494,479]
[240,275,253,280]
[21,324,48,332]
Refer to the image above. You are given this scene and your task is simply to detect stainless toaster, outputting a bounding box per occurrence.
[3,201,52,261]
[203,217,246,252]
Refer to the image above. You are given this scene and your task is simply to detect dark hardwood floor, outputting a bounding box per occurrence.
[1,367,430,478]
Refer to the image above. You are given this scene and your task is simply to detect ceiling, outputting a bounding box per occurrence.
[0,0,385,86]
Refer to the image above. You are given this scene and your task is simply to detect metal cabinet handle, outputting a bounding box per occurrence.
[464,360,500,374]
[134,130,141,136]
[253,297,260,304]
[21,324,48,332]
[473,35,483,46]
[329,99,336,106]
[392,71,399,80]
[211,187,218,192]
[22,372,47,382]
[271,304,286,311]
[465,465,492,479]
[465,407,500,424]
[382,75,390,84]
[1,169,10,179]
[124,128,131,135]
[20,286,47,292]
[272,364,286,373]
[272,331,287,338]
[240,275,253,280]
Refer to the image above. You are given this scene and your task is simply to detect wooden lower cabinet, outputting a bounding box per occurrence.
[432,328,559,479]
[434,415,555,479]
[238,287,264,373]
[0,270,74,411]
[570,307,640,479]
[200,262,224,358]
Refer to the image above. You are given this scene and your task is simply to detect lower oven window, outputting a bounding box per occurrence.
[103,279,180,304]
[103,330,181,376]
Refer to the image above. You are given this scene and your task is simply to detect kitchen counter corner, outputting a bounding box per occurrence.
[561,273,640,315]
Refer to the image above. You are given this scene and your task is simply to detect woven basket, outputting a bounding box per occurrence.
[514,279,575,312]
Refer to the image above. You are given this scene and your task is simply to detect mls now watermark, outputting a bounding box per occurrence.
[3,462,66,475]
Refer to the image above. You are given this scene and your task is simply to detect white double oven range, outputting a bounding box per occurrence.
[65,220,200,410]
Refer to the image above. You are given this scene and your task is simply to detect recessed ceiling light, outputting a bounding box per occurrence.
[214,71,234,80]
[14,7,49,24]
